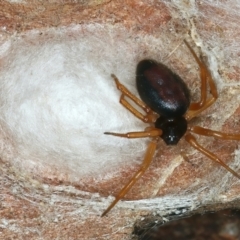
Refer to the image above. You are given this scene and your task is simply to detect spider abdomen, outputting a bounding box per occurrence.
[136,59,190,118]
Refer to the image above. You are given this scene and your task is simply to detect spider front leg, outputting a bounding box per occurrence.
[111,74,158,123]
[189,125,240,179]
[185,132,240,179]
[184,40,218,121]
[105,127,162,139]
[101,138,158,217]
[190,126,240,140]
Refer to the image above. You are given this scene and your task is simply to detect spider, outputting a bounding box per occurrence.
[101,40,240,217]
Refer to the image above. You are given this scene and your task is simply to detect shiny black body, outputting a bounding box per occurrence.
[136,59,190,145]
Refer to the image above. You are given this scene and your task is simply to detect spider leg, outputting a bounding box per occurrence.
[190,126,240,140]
[184,40,208,109]
[185,133,240,180]
[111,74,158,123]
[184,40,218,120]
[104,127,162,139]
[101,139,158,217]
[186,97,217,121]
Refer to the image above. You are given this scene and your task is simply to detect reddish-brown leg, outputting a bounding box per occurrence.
[104,127,162,139]
[111,74,158,123]
[184,40,218,121]
[184,40,208,109]
[190,126,240,140]
[101,139,158,217]
[185,133,240,179]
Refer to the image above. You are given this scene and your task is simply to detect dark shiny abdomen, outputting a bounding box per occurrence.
[136,60,190,118]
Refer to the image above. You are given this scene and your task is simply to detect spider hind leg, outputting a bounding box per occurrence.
[184,40,218,121]
[111,74,158,123]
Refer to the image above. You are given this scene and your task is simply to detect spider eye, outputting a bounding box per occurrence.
[163,133,180,145]
[155,116,187,145]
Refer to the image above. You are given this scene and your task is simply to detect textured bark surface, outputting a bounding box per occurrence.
[0,1,240,239]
